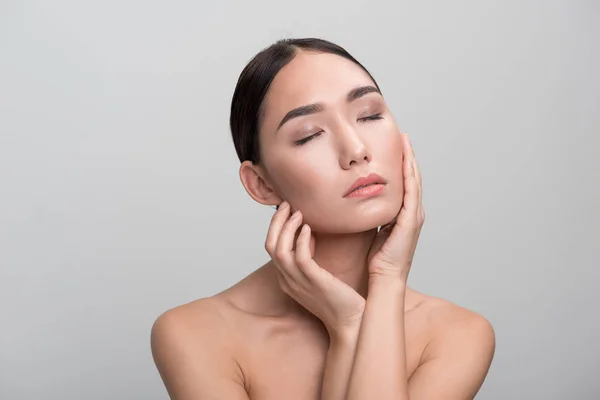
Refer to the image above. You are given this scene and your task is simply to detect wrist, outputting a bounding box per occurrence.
[327,318,362,343]
[368,271,408,290]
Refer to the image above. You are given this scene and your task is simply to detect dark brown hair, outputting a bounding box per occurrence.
[229,38,381,165]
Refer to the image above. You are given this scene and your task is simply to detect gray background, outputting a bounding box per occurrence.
[1,1,598,399]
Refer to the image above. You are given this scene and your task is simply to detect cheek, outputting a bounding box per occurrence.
[374,126,404,172]
[270,158,330,203]
[375,127,405,205]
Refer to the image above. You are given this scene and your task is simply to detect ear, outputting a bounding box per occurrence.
[239,160,282,207]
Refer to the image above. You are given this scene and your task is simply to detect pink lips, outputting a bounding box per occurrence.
[343,173,387,198]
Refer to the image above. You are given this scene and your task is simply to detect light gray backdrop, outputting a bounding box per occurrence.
[1,1,598,399]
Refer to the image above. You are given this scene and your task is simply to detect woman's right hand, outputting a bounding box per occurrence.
[265,201,366,335]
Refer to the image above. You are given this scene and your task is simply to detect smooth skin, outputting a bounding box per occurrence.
[151,51,495,399]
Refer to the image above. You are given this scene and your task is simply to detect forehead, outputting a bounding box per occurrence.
[261,51,376,126]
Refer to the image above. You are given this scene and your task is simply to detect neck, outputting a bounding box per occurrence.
[264,228,378,316]
[311,228,378,298]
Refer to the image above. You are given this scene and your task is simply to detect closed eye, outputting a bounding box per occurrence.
[294,131,324,146]
[358,113,383,122]
[294,113,383,146]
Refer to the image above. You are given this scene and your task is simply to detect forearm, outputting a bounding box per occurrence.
[346,276,409,400]
[320,322,361,400]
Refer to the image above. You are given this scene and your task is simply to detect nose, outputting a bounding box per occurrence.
[338,126,371,170]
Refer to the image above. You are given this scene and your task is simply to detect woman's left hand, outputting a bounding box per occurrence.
[367,133,425,282]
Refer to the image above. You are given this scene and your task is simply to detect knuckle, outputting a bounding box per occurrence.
[295,251,310,266]
[265,241,274,255]
[274,248,289,263]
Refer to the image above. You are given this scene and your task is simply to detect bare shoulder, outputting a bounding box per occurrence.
[151,297,234,353]
[150,297,249,399]
[418,293,493,331]
[412,292,495,357]
[428,296,494,347]
[407,291,496,398]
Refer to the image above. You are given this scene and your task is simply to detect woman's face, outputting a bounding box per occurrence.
[256,51,406,233]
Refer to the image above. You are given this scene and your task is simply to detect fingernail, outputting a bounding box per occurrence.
[280,201,289,209]
[292,210,301,219]
[301,224,309,234]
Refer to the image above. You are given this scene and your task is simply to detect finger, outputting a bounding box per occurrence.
[412,149,423,217]
[277,210,303,253]
[408,137,425,222]
[274,210,306,279]
[295,224,319,280]
[295,227,339,292]
[265,201,291,256]
[265,202,298,285]
[399,134,419,218]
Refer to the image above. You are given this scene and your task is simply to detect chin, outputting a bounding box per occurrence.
[312,197,403,234]
[350,202,402,232]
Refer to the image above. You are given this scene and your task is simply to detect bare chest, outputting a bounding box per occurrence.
[239,312,429,400]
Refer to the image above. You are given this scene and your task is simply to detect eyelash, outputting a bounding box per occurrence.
[294,113,384,146]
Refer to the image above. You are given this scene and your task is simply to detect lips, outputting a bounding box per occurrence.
[344,173,387,197]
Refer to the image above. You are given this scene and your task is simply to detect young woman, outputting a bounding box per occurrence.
[151,38,496,400]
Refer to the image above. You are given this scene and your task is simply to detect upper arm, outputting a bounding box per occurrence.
[150,303,249,400]
[408,306,496,400]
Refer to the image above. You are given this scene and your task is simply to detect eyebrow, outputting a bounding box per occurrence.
[276,85,381,131]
